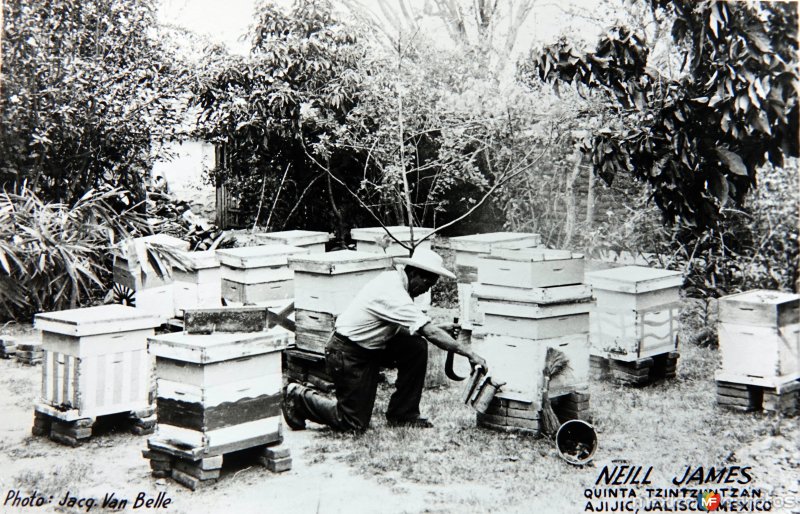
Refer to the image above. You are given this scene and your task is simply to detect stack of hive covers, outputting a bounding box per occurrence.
[0,336,16,359]
[113,234,191,320]
[471,247,592,432]
[288,251,393,354]
[448,232,542,330]
[216,244,309,304]
[350,226,436,310]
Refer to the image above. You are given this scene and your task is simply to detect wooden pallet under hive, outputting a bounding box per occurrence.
[716,379,800,416]
[143,439,292,490]
[33,405,156,447]
[590,352,679,386]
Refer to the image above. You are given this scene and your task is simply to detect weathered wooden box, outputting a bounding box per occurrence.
[473,333,589,400]
[34,305,162,419]
[113,234,191,291]
[217,244,308,303]
[289,251,392,315]
[448,232,541,327]
[148,327,291,455]
[113,235,190,320]
[586,266,682,362]
[255,230,331,253]
[173,251,222,315]
[716,290,800,387]
[478,248,585,289]
[294,309,335,353]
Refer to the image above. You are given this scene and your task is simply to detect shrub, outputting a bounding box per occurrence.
[0,185,147,320]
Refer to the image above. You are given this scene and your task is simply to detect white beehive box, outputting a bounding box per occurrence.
[716,290,800,387]
[478,248,584,289]
[34,305,162,419]
[473,333,589,400]
[255,230,331,253]
[289,251,392,316]
[480,299,591,339]
[148,327,291,454]
[173,250,222,315]
[586,266,682,361]
[448,232,541,328]
[449,232,542,270]
[217,244,309,303]
[471,283,593,326]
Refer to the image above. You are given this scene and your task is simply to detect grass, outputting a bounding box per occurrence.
[304,306,798,513]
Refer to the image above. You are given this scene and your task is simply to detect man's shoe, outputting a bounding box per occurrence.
[386,417,434,429]
[282,383,307,431]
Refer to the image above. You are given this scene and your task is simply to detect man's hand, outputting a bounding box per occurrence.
[437,322,461,339]
[467,351,488,371]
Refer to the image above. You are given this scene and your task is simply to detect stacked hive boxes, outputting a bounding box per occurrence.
[285,251,392,388]
[350,226,435,310]
[585,266,682,385]
[172,250,223,316]
[0,336,16,359]
[448,232,541,331]
[113,234,190,321]
[216,244,309,305]
[146,311,292,489]
[256,229,331,253]
[32,305,162,446]
[472,248,593,433]
[715,290,800,415]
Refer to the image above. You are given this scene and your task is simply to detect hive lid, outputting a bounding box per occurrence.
[216,244,309,269]
[148,326,292,363]
[718,289,800,326]
[256,230,331,247]
[585,266,683,293]
[486,248,580,262]
[449,232,542,253]
[288,250,392,275]
[184,250,219,270]
[350,226,436,244]
[472,283,593,305]
[34,304,162,336]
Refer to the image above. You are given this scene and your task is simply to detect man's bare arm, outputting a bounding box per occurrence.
[419,323,487,370]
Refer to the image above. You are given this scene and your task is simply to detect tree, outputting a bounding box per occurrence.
[524,1,799,229]
[1,0,189,205]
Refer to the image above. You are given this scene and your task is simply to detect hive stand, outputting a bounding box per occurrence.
[146,307,292,489]
[0,336,17,359]
[32,305,163,446]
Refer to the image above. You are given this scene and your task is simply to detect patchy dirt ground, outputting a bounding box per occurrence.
[0,324,798,514]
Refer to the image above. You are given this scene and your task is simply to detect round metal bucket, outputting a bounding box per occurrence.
[555,419,598,465]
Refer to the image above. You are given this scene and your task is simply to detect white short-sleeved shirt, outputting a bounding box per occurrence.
[334,267,431,350]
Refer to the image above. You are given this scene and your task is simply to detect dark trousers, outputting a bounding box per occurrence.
[293,332,428,431]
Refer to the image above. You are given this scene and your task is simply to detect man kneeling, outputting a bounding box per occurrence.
[283,248,487,431]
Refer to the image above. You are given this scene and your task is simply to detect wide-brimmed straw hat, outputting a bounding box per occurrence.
[395,248,456,279]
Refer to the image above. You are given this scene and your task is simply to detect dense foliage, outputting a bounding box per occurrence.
[1,0,188,205]
[0,186,148,319]
[524,1,798,229]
